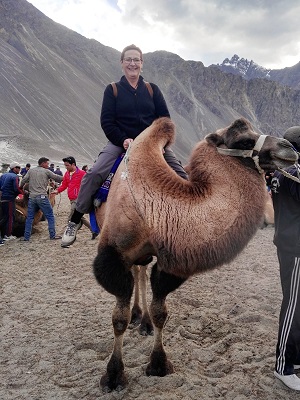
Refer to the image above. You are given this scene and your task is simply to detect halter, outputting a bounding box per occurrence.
[216,134,267,174]
[216,134,300,183]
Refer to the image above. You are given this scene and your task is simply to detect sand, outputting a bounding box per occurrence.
[1,192,299,399]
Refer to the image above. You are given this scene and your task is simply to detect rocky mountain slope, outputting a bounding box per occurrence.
[1,0,300,166]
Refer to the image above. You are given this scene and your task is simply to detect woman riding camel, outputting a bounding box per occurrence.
[61,44,187,247]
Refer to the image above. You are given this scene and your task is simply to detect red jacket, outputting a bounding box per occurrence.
[57,167,86,200]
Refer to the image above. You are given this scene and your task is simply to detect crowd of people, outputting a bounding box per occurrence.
[1,43,300,392]
[0,158,90,245]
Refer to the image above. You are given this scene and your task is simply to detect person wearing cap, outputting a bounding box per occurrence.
[52,156,95,240]
[20,157,63,241]
[0,162,23,240]
[271,126,300,391]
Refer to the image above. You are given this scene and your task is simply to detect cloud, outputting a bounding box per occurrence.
[29,0,300,69]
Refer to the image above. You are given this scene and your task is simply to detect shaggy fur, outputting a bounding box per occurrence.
[93,117,297,392]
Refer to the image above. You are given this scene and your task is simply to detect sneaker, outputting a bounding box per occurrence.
[0,240,4,246]
[3,235,17,241]
[61,221,81,247]
[295,365,300,370]
[274,371,300,390]
[20,238,30,242]
[50,235,62,240]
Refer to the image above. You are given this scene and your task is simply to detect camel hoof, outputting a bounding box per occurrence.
[100,372,128,393]
[129,304,142,328]
[139,314,154,336]
[146,351,174,376]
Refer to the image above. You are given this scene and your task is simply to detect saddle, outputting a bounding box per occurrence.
[89,153,124,234]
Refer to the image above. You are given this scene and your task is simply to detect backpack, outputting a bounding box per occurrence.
[111,81,153,98]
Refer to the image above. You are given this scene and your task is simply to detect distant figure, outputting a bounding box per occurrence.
[20,163,31,178]
[52,156,95,241]
[54,166,63,176]
[48,163,55,172]
[20,157,63,241]
[82,165,88,172]
[0,162,23,240]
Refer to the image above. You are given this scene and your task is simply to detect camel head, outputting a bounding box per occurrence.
[205,118,298,173]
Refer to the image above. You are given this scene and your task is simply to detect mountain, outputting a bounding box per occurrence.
[1,0,300,167]
[215,54,300,90]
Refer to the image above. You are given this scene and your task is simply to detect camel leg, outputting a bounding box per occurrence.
[93,245,134,392]
[130,266,153,335]
[146,263,186,376]
[130,265,143,327]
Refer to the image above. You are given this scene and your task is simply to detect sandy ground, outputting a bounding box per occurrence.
[1,192,299,400]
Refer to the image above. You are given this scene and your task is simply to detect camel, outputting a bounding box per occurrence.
[93,117,298,392]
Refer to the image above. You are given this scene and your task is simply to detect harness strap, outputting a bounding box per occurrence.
[111,81,153,98]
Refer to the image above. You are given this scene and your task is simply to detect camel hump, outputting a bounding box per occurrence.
[145,117,175,147]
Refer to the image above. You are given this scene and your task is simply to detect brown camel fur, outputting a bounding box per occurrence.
[93,117,297,392]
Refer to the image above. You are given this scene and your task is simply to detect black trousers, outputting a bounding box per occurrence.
[275,249,300,375]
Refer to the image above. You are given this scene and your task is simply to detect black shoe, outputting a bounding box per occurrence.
[91,232,99,240]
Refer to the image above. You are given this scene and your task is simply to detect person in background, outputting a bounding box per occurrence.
[52,156,96,242]
[20,157,63,241]
[20,163,31,178]
[271,126,300,391]
[61,44,187,247]
[82,165,88,172]
[48,163,55,172]
[54,166,63,176]
[0,162,23,240]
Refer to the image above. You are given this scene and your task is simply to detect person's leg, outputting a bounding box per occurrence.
[5,200,16,237]
[69,199,91,231]
[274,249,300,390]
[74,142,124,216]
[163,147,188,180]
[24,198,38,241]
[62,142,123,247]
[37,196,56,239]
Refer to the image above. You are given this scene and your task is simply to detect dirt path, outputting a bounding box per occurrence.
[1,193,298,399]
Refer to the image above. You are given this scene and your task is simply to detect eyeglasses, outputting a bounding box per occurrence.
[123,57,142,64]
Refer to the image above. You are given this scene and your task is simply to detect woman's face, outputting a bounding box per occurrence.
[121,49,143,81]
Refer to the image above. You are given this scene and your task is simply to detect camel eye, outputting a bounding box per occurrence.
[234,138,255,150]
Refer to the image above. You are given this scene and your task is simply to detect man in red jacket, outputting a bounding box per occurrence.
[52,156,94,240]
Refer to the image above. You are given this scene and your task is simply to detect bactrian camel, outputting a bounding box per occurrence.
[93,117,297,392]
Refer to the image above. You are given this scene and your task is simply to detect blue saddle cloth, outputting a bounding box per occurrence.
[89,153,124,234]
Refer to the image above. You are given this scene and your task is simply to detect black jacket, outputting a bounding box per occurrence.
[271,166,300,254]
[100,75,170,148]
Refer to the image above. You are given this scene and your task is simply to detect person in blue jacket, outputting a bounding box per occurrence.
[271,126,300,391]
[0,161,23,240]
[61,44,187,247]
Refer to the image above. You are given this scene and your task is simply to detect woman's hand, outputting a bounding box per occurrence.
[123,138,133,150]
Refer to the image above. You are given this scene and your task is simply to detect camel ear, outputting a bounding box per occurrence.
[205,133,224,147]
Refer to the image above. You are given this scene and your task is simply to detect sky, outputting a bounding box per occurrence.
[28,0,300,69]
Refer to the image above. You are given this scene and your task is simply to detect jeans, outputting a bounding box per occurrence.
[24,195,56,240]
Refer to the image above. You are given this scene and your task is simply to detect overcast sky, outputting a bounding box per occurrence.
[28,0,300,69]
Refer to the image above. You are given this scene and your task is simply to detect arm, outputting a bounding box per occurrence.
[100,84,128,148]
[47,170,63,183]
[56,173,68,193]
[20,171,29,188]
[151,83,171,118]
[13,175,23,196]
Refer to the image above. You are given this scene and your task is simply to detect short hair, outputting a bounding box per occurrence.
[38,157,49,165]
[62,156,76,165]
[26,163,31,167]
[120,44,143,61]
